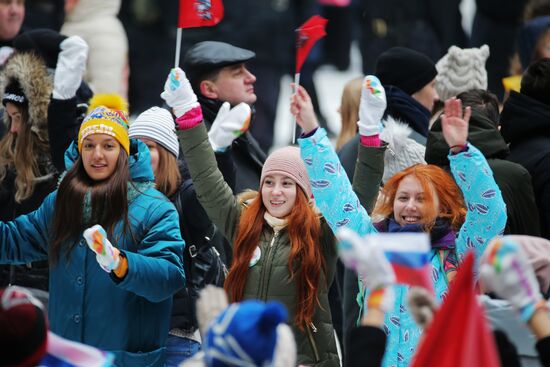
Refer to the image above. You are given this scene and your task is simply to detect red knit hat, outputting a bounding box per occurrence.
[260,146,312,199]
[0,286,48,366]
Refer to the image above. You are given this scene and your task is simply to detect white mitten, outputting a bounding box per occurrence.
[336,227,395,313]
[208,102,251,152]
[53,36,89,100]
[480,237,548,322]
[83,224,120,273]
[358,75,387,136]
[195,285,229,338]
[160,67,200,118]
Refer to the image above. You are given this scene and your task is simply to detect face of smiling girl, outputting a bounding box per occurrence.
[393,175,439,226]
[81,134,121,181]
[261,174,297,218]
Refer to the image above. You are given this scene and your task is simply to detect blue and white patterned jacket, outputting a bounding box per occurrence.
[299,128,506,367]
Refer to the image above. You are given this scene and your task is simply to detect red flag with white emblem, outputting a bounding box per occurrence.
[178,0,224,29]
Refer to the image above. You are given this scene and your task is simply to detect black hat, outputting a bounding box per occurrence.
[13,29,67,69]
[183,41,255,86]
[2,80,27,108]
[375,47,437,95]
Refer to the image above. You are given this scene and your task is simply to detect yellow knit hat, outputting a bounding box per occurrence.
[78,94,130,154]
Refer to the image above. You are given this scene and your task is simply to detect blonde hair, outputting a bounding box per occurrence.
[0,106,50,202]
[155,145,182,197]
[336,77,363,150]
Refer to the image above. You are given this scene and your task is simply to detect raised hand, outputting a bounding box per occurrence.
[53,35,89,100]
[358,75,387,136]
[441,97,471,152]
[290,84,318,134]
[208,102,251,152]
[83,224,120,273]
[480,237,548,322]
[336,227,396,313]
[160,68,200,118]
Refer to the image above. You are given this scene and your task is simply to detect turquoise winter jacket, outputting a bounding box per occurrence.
[0,139,185,367]
[299,128,507,367]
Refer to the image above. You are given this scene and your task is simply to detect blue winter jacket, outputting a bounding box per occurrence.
[0,139,186,366]
[299,128,507,367]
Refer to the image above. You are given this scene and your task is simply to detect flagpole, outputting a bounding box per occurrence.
[175,28,182,68]
[292,72,301,144]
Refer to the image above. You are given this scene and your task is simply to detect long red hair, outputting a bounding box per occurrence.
[373,164,466,231]
[224,188,324,330]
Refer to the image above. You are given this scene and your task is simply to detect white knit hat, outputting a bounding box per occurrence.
[435,45,490,101]
[381,118,426,183]
[129,106,179,158]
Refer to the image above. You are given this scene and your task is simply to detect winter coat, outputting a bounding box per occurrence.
[300,128,506,367]
[0,52,57,290]
[199,96,266,193]
[178,123,340,366]
[61,0,128,96]
[0,139,185,367]
[426,108,541,236]
[500,91,550,240]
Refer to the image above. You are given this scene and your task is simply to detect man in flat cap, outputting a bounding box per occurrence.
[183,41,266,193]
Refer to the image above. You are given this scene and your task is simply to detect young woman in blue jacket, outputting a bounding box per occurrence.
[0,99,185,366]
[291,77,507,367]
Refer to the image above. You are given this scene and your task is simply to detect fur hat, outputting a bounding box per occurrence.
[375,47,437,95]
[129,107,179,158]
[260,146,312,199]
[0,286,48,366]
[435,45,490,101]
[380,118,426,183]
[0,52,53,139]
[78,94,130,154]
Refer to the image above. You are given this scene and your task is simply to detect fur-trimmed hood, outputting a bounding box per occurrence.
[0,52,53,140]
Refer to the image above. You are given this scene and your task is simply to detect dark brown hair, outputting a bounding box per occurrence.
[50,150,131,263]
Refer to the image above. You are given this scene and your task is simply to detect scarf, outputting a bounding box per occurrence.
[385,85,431,138]
[375,217,459,283]
[263,212,288,233]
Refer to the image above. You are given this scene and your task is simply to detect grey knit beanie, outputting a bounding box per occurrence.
[260,146,312,199]
[380,119,426,183]
[129,106,179,158]
[435,45,490,101]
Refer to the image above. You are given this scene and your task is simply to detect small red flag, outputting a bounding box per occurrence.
[178,0,224,29]
[410,252,501,367]
[295,15,328,73]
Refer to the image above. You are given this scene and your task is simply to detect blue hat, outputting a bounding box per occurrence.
[204,300,288,367]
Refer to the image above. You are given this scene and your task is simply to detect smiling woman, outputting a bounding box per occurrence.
[80,135,121,181]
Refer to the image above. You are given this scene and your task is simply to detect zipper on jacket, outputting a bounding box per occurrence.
[257,230,279,301]
[306,322,321,362]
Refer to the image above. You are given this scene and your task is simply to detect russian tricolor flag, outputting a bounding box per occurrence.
[378,233,433,292]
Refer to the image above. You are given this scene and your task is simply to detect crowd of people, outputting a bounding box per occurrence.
[2,0,550,366]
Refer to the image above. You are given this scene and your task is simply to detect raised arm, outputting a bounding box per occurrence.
[441,98,507,262]
[163,68,249,241]
[293,80,381,237]
[48,36,89,172]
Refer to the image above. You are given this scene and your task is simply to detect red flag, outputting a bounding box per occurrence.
[178,0,224,29]
[410,252,501,367]
[295,15,328,73]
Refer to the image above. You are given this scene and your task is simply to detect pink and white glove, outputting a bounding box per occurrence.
[160,68,201,119]
[480,237,548,323]
[358,75,386,137]
[83,224,120,273]
[336,227,395,313]
[208,102,251,151]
